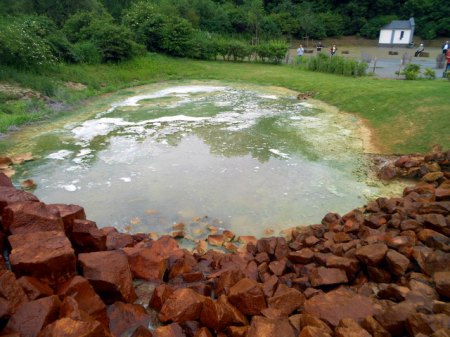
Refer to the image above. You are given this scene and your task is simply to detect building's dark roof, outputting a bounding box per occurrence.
[382,17,415,30]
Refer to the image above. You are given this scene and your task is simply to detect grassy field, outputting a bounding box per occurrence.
[0,53,449,154]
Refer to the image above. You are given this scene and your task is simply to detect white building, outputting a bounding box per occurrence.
[378,18,415,47]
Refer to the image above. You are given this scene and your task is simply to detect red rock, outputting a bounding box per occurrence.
[375,301,417,336]
[5,295,60,337]
[0,271,28,317]
[59,296,90,321]
[325,255,359,279]
[0,172,13,187]
[131,326,153,337]
[122,246,168,281]
[434,272,450,298]
[71,219,107,253]
[208,234,224,247]
[3,201,64,234]
[268,259,286,276]
[17,276,53,301]
[228,278,267,315]
[38,317,109,337]
[288,248,314,264]
[255,252,270,264]
[215,269,246,297]
[367,266,391,283]
[106,232,134,250]
[378,165,397,180]
[422,251,450,276]
[291,313,333,335]
[159,288,205,323]
[149,284,174,311]
[355,243,388,266]
[200,295,248,332]
[304,287,380,327]
[107,302,151,337]
[247,316,296,337]
[57,276,107,325]
[267,284,305,316]
[0,186,39,213]
[298,326,332,337]
[153,323,185,337]
[309,267,348,287]
[51,204,86,235]
[225,326,248,337]
[385,249,410,276]
[9,231,76,286]
[262,274,278,298]
[360,316,390,337]
[78,250,137,304]
[274,237,289,260]
[335,318,371,337]
[417,229,450,250]
[193,327,213,337]
[407,312,450,336]
[377,284,409,302]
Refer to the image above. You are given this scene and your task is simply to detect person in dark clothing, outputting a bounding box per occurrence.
[414,43,424,57]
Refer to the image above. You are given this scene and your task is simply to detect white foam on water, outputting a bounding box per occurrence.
[72,118,134,142]
[59,184,77,192]
[120,177,132,182]
[269,149,291,159]
[46,150,73,160]
[259,94,278,99]
[149,115,209,123]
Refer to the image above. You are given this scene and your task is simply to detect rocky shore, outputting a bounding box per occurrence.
[0,149,448,337]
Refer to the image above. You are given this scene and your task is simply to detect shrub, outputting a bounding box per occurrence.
[299,53,367,77]
[423,68,436,80]
[187,31,218,60]
[161,17,195,57]
[401,63,421,80]
[71,41,102,64]
[256,40,288,64]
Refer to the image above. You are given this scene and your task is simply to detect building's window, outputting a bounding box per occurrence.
[400,31,404,40]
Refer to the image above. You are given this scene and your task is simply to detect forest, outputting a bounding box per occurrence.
[1,0,450,67]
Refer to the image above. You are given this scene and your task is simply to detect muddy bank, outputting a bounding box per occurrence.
[0,148,448,336]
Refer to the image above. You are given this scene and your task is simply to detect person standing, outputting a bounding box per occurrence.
[316,41,323,52]
[442,41,449,54]
[297,44,304,57]
[330,44,337,56]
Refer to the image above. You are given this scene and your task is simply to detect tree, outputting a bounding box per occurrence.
[161,17,195,57]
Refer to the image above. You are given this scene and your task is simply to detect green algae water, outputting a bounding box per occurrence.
[5,81,405,237]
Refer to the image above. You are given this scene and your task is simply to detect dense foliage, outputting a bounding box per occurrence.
[0,0,449,68]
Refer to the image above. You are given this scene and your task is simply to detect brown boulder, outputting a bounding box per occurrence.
[434,272,450,298]
[57,276,107,325]
[304,287,380,327]
[78,250,137,304]
[107,302,151,337]
[325,255,360,279]
[200,295,248,331]
[71,219,107,253]
[0,172,13,187]
[159,288,205,323]
[215,269,246,297]
[309,267,348,287]
[247,316,296,337]
[0,186,39,213]
[5,295,61,337]
[355,243,388,266]
[298,325,332,337]
[288,248,314,264]
[422,251,450,276]
[131,326,153,337]
[267,284,305,316]
[50,204,86,235]
[335,319,371,337]
[417,229,450,250]
[256,237,277,256]
[193,327,213,337]
[0,271,28,317]
[106,232,134,250]
[153,323,185,337]
[360,316,391,337]
[385,249,410,276]
[3,201,64,234]
[407,313,450,336]
[9,231,76,286]
[149,284,174,311]
[374,301,417,336]
[225,326,248,337]
[38,317,109,337]
[17,276,53,301]
[228,278,267,315]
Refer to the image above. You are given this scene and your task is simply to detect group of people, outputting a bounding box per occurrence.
[296,42,337,58]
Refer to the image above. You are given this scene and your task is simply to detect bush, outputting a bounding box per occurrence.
[256,40,288,64]
[401,63,421,80]
[161,17,195,57]
[0,16,56,68]
[423,68,436,80]
[71,41,102,64]
[187,31,218,60]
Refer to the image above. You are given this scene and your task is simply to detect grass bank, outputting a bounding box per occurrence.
[0,53,449,154]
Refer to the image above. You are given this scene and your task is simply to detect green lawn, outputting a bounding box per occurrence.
[1,54,449,154]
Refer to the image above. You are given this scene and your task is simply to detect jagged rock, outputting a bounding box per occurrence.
[106,232,134,250]
[78,250,137,304]
[288,248,314,264]
[298,326,332,337]
[200,295,248,331]
[57,276,107,325]
[289,313,333,335]
[406,312,450,336]
[377,283,410,302]
[17,276,53,301]
[374,301,417,336]
[0,186,39,214]
[159,288,205,323]
[9,231,76,286]
[153,323,185,337]
[355,243,388,266]
[224,326,248,337]
[3,201,64,234]
[247,315,296,337]
[360,316,391,337]
[417,229,450,250]
[107,302,151,337]
[434,272,450,298]
[0,172,14,187]
[228,278,267,315]
[309,267,348,287]
[325,255,359,279]
[149,284,174,311]
[131,326,153,337]
[38,317,110,337]
[267,284,305,316]
[0,271,28,318]
[194,327,213,337]
[51,204,86,235]
[385,249,410,276]
[5,295,60,337]
[71,219,106,253]
[304,287,380,327]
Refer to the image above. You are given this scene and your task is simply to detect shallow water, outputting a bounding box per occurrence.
[6,81,405,237]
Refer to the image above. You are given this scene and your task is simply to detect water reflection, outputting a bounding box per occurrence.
[7,82,404,236]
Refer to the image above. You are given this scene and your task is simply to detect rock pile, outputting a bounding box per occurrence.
[0,148,448,337]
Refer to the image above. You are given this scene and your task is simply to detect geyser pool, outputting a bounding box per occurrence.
[8,82,404,237]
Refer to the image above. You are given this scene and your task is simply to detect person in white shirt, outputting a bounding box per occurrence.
[442,41,449,54]
[297,45,304,57]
